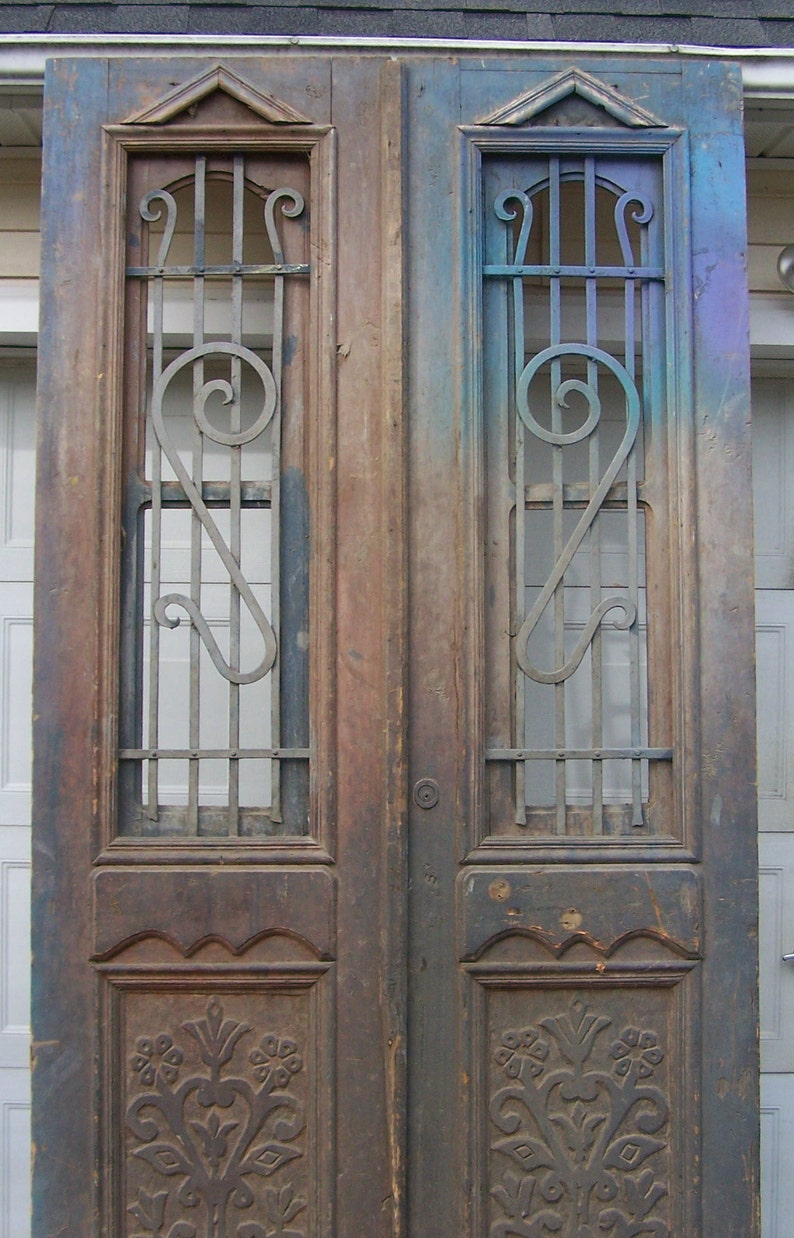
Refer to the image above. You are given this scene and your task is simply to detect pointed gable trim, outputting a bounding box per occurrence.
[477,67,665,129]
[122,64,312,126]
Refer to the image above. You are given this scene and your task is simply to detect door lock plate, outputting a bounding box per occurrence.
[413,778,439,809]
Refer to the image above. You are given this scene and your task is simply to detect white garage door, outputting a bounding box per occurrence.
[754,374,794,1236]
[0,358,33,1238]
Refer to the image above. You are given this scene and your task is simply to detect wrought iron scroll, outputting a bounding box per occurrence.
[120,155,310,835]
[150,342,278,686]
[485,159,671,835]
[514,342,639,686]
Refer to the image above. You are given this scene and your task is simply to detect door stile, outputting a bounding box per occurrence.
[33,58,111,1235]
[378,58,409,1238]
[329,56,408,1237]
[405,58,469,1238]
[682,60,760,1233]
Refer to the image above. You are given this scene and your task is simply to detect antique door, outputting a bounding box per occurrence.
[32,53,758,1237]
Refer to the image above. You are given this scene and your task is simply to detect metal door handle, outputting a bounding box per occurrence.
[783,952,794,962]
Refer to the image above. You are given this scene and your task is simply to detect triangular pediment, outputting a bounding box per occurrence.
[123,63,312,126]
[477,67,665,129]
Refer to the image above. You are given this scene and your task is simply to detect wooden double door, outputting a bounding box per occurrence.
[32,52,759,1236]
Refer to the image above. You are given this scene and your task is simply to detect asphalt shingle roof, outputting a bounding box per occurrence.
[1,0,794,43]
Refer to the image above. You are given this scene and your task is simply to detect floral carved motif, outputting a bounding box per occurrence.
[125,997,307,1238]
[490,997,670,1237]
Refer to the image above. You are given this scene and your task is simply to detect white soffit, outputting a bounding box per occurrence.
[3,39,794,345]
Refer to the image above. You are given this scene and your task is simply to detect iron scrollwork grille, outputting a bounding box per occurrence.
[118,152,311,837]
[483,152,673,838]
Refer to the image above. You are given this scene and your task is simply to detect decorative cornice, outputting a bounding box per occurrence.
[477,66,666,128]
[122,62,312,126]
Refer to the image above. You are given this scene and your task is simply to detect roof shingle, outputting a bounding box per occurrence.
[1,0,792,44]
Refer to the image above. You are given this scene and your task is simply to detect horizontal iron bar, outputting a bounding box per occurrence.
[127,263,310,277]
[119,747,310,760]
[139,480,272,506]
[483,264,664,279]
[526,481,649,507]
[486,747,673,761]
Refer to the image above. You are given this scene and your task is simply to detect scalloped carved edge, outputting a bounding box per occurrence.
[467,926,701,963]
[476,66,665,129]
[122,63,313,126]
[91,926,328,962]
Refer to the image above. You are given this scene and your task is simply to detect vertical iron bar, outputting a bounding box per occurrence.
[146,258,164,821]
[513,204,527,825]
[550,158,566,834]
[585,157,603,834]
[270,195,284,823]
[629,204,648,827]
[189,155,206,834]
[639,206,659,831]
[228,156,244,836]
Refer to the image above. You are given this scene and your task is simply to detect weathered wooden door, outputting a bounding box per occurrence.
[32,53,759,1237]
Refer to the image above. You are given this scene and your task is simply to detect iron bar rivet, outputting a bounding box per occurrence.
[628,267,635,275]
[594,750,601,759]
[272,749,280,757]
[191,750,198,759]
[150,751,157,760]
[557,751,565,760]
[230,750,237,759]
[634,749,641,758]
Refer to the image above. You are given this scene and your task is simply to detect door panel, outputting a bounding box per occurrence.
[404,56,756,1237]
[33,56,400,1238]
[33,52,758,1237]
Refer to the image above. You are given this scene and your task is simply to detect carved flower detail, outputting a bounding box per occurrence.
[610,1027,664,1080]
[127,1187,196,1237]
[494,1027,550,1079]
[131,1033,184,1086]
[249,1033,303,1087]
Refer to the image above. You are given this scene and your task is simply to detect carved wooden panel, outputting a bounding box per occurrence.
[471,968,694,1238]
[108,978,328,1238]
[461,863,699,1234]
